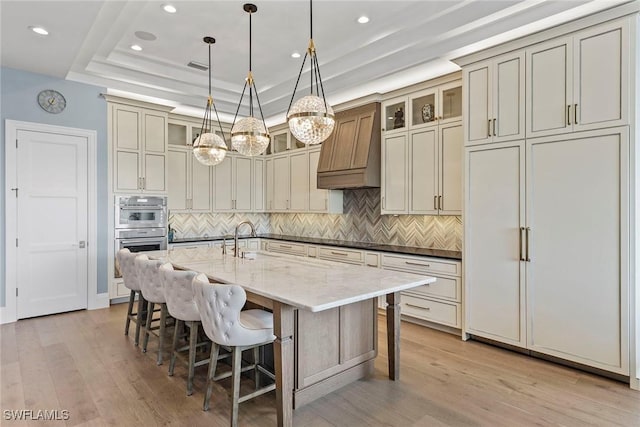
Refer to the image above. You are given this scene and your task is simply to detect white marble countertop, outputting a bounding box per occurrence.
[145,247,436,312]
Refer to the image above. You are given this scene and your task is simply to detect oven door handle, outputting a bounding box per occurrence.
[118,206,164,210]
[119,238,165,245]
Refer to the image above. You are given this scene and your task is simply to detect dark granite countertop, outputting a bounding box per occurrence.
[171,234,461,260]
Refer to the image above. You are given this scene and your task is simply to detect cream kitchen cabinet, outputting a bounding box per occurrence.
[110,103,170,193]
[526,19,629,138]
[253,157,266,212]
[213,154,253,212]
[465,128,629,374]
[168,147,212,212]
[381,253,462,329]
[265,149,342,213]
[382,122,462,215]
[464,51,525,145]
[308,148,343,214]
[381,81,462,134]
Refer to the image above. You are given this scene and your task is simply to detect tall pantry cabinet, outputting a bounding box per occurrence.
[458,11,635,377]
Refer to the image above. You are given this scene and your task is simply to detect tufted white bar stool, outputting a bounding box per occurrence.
[192,274,276,427]
[160,263,212,396]
[136,254,173,365]
[116,249,147,346]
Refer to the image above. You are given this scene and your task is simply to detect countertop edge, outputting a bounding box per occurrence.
[170,234,461,260]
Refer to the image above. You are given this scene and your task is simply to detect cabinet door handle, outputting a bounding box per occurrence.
[382,196,385,210]
[433,195,437,210]
[405,303,430,311]
[525,227,531,262]
[519,227,525,261]
[567,105,571,126]
[330,251,348,256]
[279,244,292,249]
[488,119,491,137]
[574,104,578,125]
[405,261,430,268]
[493,118,496,136]
[438,195,442,210]
[142,177,146,189]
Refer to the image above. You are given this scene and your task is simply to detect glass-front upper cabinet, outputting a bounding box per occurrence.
[382,96,408,134]
[409,81,462,130]
[168,122,188,146]
[271,131,289,154]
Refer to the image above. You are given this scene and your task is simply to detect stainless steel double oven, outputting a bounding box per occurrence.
[114,195,167,277]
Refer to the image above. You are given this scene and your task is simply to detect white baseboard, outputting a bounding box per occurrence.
[0,306,17,324]
[89,292,110,310]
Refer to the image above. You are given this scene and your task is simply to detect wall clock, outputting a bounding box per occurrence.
[37,89,66,114]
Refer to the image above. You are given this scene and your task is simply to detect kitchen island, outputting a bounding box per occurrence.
[147,247,436,427]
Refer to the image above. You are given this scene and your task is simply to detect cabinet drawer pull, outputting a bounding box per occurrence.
[278,244,292,249]
[574,104,578,125]
[567,105,571,126]
[330,251,348,256]
[366,264,378,267]
[405,261,430,267]
[405,303,430,311]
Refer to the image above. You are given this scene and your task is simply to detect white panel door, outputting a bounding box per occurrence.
[409,129,437,214]
[273,155,290,211]
[465,63,491,145]
[234,157,252,211]
[191,154,212,212]
[213,156,233,211]
[439,122,462,215]
[16,130,88,318]
[168,149,188,210]
[494,52,525,142]
[265,158,274,211]
[308,149,327,212]
[465,142,526,347]
[574,24,625,130]
[526,132,628,373]
[253,158,265,212]
[381,134,407,214]
[289,151,309,211]
[526,38,572,138]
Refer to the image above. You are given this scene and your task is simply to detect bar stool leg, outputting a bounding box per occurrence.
[142,302,155,353]
[231,347,242,427]
[157,304,167,365]
[187,321,198,396]
[169,319,182,376]
[134,293,146,346]
[203,343,220,411]
[124,290,135,336]
[253,346,260,390]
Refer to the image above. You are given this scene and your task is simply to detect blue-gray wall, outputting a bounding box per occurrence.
[1,67,108,306]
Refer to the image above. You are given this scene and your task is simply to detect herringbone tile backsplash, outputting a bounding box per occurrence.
[170,188,462,251]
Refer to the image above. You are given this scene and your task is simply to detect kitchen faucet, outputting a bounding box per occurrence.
[234,220,257,257]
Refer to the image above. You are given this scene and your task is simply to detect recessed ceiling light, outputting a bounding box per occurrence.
[291,52,301,59]
[357,16,370,24]
[163,4,177,13]
[29,26,49,35]
[130,44,143,51]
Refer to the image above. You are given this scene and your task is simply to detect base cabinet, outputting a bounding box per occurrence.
[464,129,629,374]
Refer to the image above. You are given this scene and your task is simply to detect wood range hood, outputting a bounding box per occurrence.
[316,102,381,189]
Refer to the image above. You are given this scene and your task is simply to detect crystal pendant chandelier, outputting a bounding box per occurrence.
[230,3,270,157]
[192,36,228,166]
[286,0,335,145]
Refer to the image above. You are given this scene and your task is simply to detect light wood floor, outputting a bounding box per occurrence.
[1,303,639,427]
